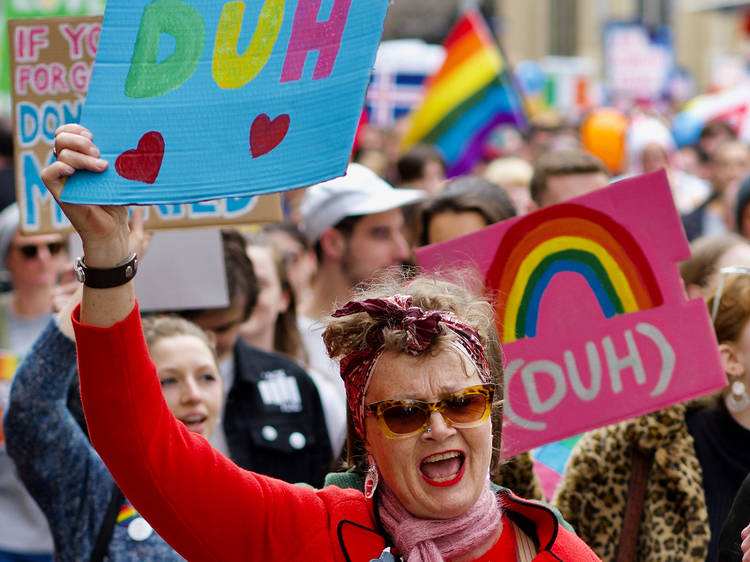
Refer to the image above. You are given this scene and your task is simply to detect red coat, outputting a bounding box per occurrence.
[73,303,599,561]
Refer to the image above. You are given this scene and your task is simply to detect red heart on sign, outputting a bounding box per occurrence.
[249,114,290,158]
[115,131,165,184]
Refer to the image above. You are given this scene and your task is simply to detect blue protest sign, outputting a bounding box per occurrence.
[61,0,389,205]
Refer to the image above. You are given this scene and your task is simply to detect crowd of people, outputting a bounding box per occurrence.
[1,97,750,560]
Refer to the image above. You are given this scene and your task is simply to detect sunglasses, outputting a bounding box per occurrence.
[15,242,65,260]
[366,383,495,439]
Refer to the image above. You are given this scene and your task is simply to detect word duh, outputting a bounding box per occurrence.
[505,322,675,431]
[126,0,352,98]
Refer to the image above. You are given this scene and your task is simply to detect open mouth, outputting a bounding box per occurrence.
[419,451,466,487]
[179,414,207,433]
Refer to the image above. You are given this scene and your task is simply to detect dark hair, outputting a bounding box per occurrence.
[243,230,307,363]
[0,126,12,158]
[530,149,609,205]
[736,175,750,236]
[181,229,259,321]
[313,214,364,262]
[699,121,735,143]
[418,176,516,246]
[396,144,446,183]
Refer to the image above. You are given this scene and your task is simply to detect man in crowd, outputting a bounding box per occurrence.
[297,163,425,457]
[529,148,611,208]
[0,203,67,560]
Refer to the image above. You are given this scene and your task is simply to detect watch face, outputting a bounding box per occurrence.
[74,259,85,284]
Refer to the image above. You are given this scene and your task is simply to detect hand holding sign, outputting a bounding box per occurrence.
[43,124,137,329]
[43,124,129,267]
[60,0,390,205]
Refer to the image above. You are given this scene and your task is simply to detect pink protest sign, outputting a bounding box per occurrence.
[416,170,726,457]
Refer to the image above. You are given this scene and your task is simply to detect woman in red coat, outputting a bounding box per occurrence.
[42,124,599,561]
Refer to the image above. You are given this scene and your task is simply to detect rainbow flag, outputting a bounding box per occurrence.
[400,9,527,177]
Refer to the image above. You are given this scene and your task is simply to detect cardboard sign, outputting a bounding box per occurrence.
[604,22,675,106]
[416,171,726,457]
[7,16,283,234]
[59,0,390,205]
[68,228,229,312]
[2,0,105,113]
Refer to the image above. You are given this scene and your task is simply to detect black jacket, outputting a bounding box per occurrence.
[719,471,750,562]
[223,340,333,487]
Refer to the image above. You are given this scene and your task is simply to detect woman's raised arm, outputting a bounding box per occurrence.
[42,124,134,327]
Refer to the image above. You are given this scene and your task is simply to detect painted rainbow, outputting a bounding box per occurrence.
[486,204,663,342]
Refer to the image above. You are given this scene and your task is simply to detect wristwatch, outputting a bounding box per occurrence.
[75,253,138,289]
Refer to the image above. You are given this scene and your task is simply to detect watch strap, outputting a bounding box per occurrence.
[75,253,138,289]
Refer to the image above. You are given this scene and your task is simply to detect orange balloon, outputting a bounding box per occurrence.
[580,108,627,174]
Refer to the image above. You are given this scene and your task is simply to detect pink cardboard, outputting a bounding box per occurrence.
[416,170,726,457]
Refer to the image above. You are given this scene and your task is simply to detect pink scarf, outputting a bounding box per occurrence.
[377,479,502,561]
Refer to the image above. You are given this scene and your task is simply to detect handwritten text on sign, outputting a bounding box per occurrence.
[9,17,99,233]
[8,16,282,234]
[416,171,726,457]
[60,0,390,205]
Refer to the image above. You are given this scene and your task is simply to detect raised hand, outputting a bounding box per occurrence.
[42,124,129,267]
[42,124,136,327]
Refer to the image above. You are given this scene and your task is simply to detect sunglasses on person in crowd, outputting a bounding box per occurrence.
[14,242,65,260]
[366,383,496,439]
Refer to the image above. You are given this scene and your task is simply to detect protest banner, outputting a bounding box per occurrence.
[8,15,283,234]
[416,170,726,457]
[604,22,675,108]
[1,0,105,113]
[59,0,390,206]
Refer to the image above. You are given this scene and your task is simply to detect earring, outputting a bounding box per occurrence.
[364,454,379,499]
[726,379,750,413]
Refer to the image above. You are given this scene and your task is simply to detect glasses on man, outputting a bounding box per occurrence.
[15,242,65,260]
[711,265,750,323]
[366,383,495,439]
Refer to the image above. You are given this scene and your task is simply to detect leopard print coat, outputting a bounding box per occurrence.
[495,450,544,501]
[553,403,709,562]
